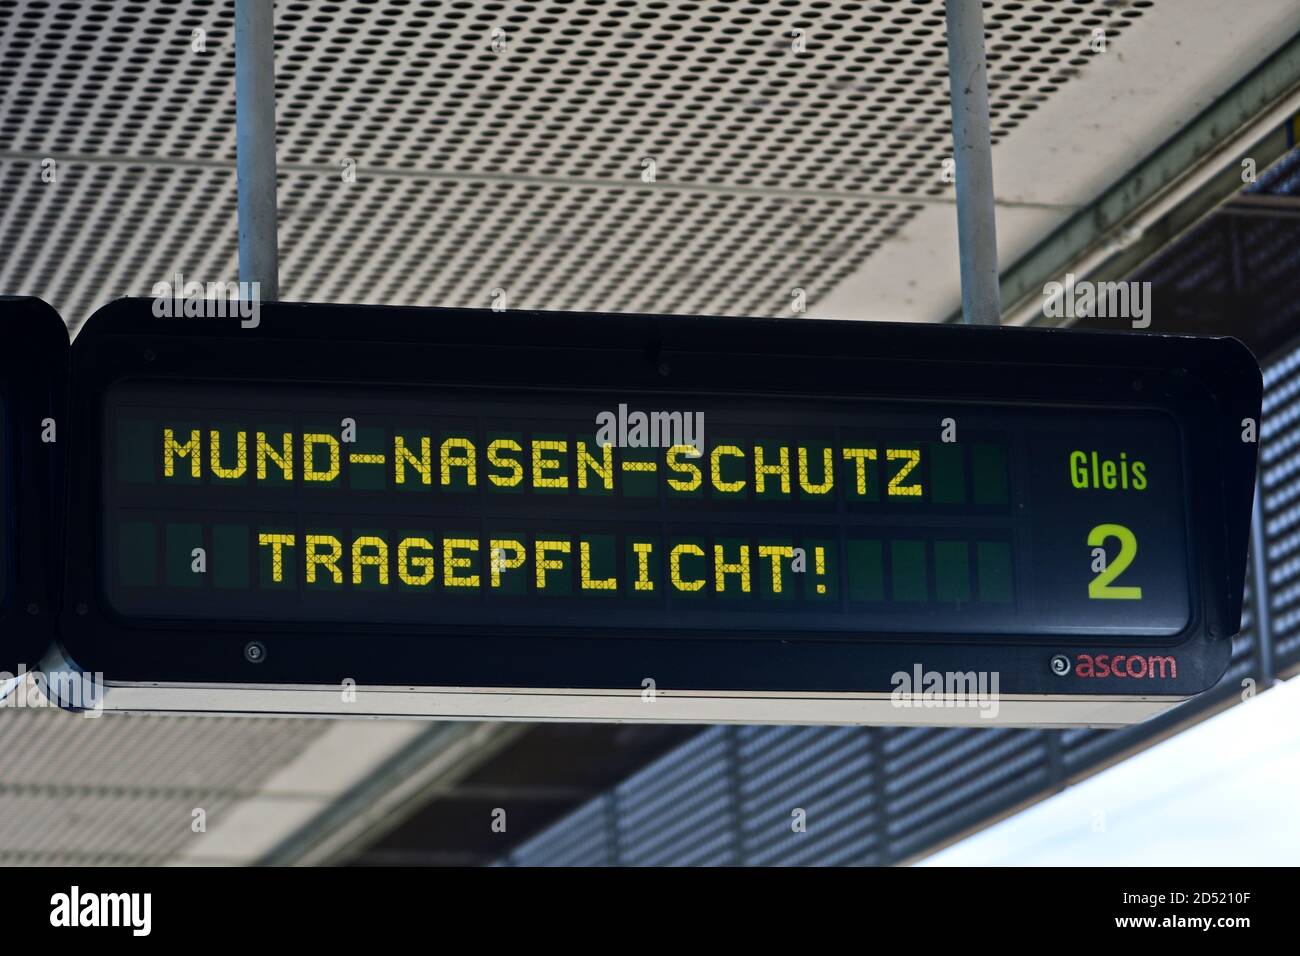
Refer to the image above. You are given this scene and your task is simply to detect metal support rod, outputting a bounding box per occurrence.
[945,0,1000,325]
[1251,474,1275,684]
[235,0,279,300]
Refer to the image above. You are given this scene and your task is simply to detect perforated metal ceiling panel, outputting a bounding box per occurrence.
[1259,345,1300,671]
[0,0,1192,329]
[0,702,327,865]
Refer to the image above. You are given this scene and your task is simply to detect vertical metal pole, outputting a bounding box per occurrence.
[945,0,1000,325]
[235,0,279,300]
[603,791,624,867]
[724,726,746,865]
[1250,474,1275,683]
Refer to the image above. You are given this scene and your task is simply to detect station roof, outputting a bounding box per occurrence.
[2,0,1300,864]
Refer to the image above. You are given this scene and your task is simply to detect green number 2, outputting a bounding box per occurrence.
[1087,523,1142,600]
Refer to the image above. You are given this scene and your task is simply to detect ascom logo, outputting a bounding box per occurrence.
[1075,653,1177,680]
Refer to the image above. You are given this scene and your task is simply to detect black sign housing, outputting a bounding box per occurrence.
[60,297,1261,701]
[0,297,67,673]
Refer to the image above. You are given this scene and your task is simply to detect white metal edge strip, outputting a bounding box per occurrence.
[83,682,1181,728]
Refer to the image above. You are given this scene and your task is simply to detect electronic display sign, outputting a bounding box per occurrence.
[0,297,67,674]
[60,298,1261,725]
[102,385,1189,638]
